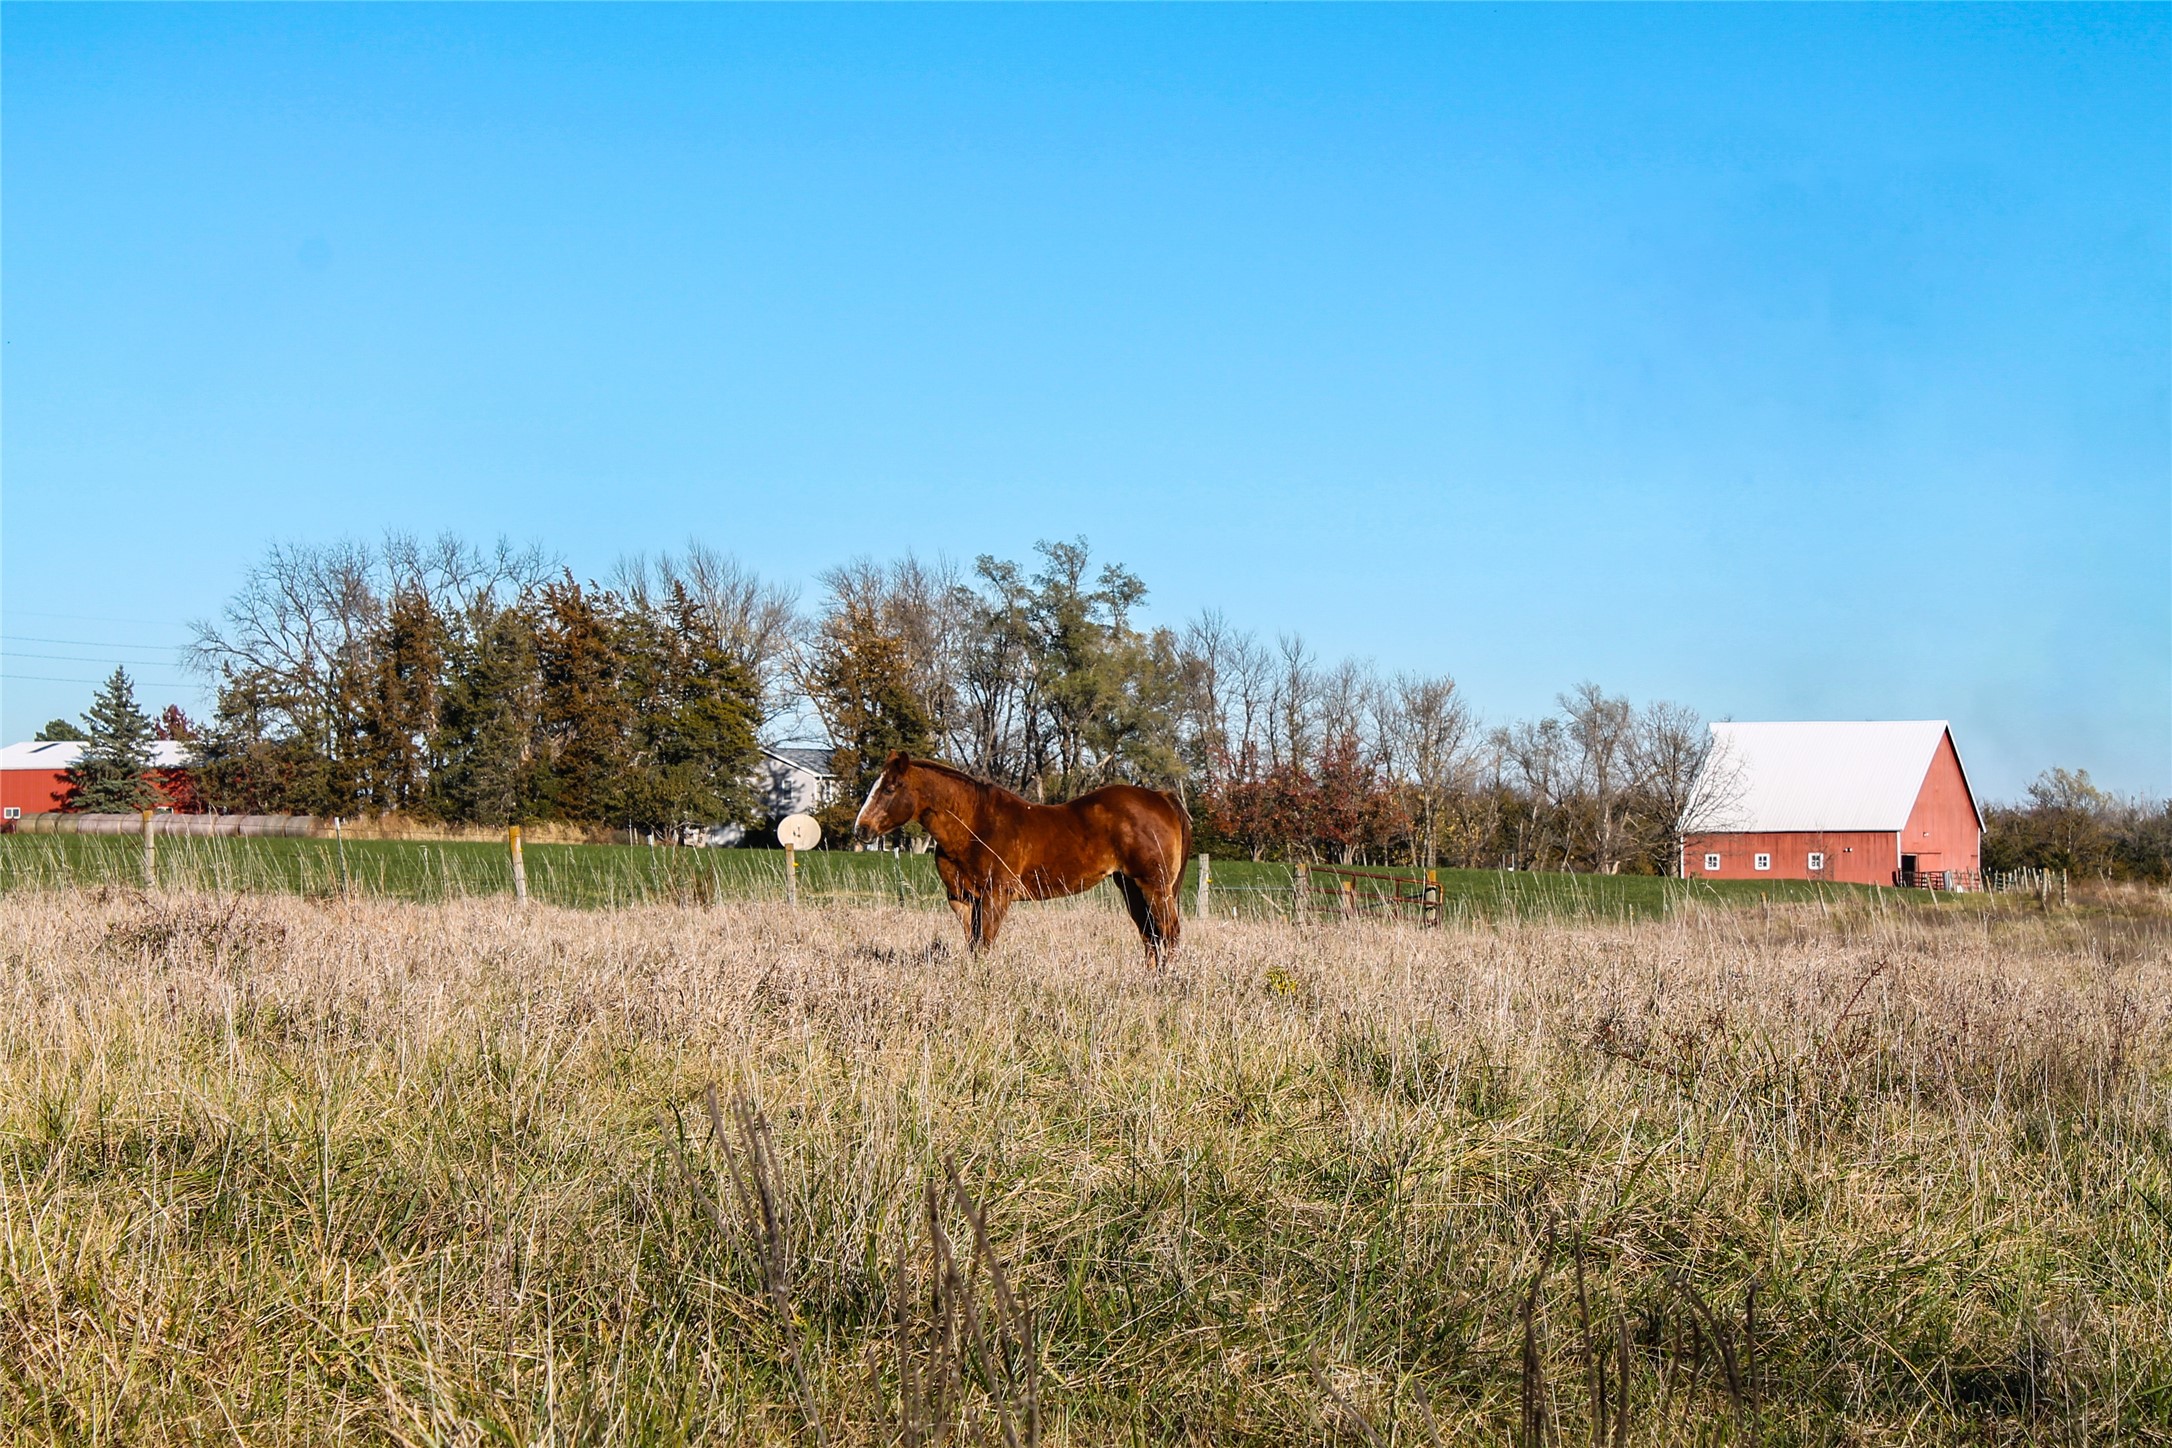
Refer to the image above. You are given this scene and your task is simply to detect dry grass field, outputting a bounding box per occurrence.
[2,886,2167,1445]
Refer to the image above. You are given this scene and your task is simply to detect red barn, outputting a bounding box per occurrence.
[0,740,200,820]
[1681,721,1982,888]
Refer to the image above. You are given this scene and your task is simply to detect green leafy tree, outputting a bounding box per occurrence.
[954,539,1186,799]
[801,570,936,838]
[193,669,303,814]
[62,668,159,813]
[194,665,338,814]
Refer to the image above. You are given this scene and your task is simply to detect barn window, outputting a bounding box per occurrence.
[1703,853,1721,872]
[1,807,17,820]
[1753,853,1771,871]
[1807,852,1825,871]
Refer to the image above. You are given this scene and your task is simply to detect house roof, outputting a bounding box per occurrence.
[1689,720,1978,834]
[762,746,836,778]
[1,740,194,770]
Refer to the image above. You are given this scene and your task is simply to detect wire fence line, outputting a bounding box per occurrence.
[1,819,1964,924]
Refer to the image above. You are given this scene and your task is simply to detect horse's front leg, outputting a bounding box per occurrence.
[975,893,1013,949]
[934,852,978,951]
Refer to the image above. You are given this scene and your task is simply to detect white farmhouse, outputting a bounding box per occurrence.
[694,745,839,846]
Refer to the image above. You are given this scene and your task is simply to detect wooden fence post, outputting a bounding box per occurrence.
[334,816,350,898]
[508,825,529,906]
[1341,877,1356,919]
[1425,868,1440,927]
[141,809,157,889]
[1293,862,1310,924]
[785,845,799,908]
[1195,852,1211,919]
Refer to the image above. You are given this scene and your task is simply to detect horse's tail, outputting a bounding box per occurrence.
[1171,787,1193,885]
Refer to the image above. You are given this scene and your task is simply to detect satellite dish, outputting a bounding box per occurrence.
[776,813,821,851]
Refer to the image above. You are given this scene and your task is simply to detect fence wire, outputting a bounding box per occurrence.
[0,833,1995,924]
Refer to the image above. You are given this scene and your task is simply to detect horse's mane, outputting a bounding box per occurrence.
[907,756,1031,804]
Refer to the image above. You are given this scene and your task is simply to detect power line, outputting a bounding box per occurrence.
[3,651,189,666]
[1,608,192,628]
[2,672,202,688]
[1,634,187,652]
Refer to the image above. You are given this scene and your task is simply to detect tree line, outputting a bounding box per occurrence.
[173,535,778,836]
[797,545,1719,872]
[1982,768,2172,882]
[125,532,1713,865]
[34,530,2160,880]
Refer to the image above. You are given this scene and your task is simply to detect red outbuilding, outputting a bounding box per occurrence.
[0,740,201,821]
[1681,720,1982,889]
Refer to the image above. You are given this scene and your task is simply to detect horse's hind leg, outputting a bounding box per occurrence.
[975,893,1013,950]
[1147,886,1183,961]
[1114,874,1172,966]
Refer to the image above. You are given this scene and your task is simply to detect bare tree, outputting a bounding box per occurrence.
[1670,721,1751,871]
[186,539,383,785]
[1494,716,1571,870]
[617,542,801,731]
[1179,609,1248,791]
[1382,672,1476,868]
[951,554,1037,785]
[1317,658,1375,753]
[1267,634,1319,771]
[1561,682,1641,874]
[1220,627,1272,783]
[1624,701,1706,874]
[882,553,970,754]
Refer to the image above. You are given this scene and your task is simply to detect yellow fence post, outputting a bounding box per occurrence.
[508,825,529,906]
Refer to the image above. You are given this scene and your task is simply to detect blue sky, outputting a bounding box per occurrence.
[4,4,2166,798]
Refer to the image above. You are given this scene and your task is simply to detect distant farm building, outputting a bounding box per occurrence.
[757,746,839,821]
[1682,721,1982,888]
[0,740,201,820]
[695,746,840,847]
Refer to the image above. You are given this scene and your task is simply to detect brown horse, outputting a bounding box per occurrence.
[853,753,1191,962]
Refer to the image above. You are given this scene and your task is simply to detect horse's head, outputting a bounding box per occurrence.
[853,752,918,841]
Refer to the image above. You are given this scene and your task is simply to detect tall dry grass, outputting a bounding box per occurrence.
[2,886,2166,1444]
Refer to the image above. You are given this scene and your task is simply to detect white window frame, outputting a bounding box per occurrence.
[1753,852,1771,872]
[1807,851,1825,872]
[1703,853,1721,872]
[1,807,18,820]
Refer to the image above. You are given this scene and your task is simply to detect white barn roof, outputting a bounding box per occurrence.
[1689,720,1972,834]
[1,739,194,770]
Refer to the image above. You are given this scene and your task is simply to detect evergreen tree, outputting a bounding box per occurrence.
[36,719,87,742]
[358,586,446,813]
[534,576,630,824]
[195,666,332,814]
[619,583,761,837]
[63,668,159,813]
[434,606,542,825]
